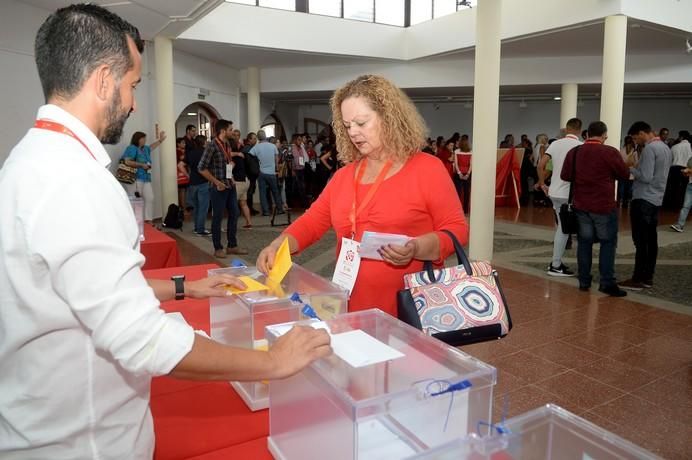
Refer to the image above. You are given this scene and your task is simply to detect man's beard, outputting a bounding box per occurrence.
[100,91,130,145]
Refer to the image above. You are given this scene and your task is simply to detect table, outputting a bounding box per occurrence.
[143,264,272,460]
[141,224,182,270]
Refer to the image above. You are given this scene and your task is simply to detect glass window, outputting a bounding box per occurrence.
[375,0,404,26]
[259,0,295,10]
[261,123,276,138]
[411,0,432,25]
[310,0,341,17]
[344,0,374,22]
[226,0,256,5]
[433,0,457,19]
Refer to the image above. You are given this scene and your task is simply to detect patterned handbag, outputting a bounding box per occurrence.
[116,160,137,184]
[397,230,512,346]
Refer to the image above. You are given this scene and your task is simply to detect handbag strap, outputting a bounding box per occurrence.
[567,146,580,205]
[422,229,473,281]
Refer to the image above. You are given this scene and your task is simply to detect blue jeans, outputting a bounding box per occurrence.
[630,199,659,282]
[188,183,210,233]
[575,209,619,289]
[210,186,239,251]
[258,173,282,215]
[676,183,692,228]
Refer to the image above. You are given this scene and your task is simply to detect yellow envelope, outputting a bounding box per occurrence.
[225,276,270,294]
[268,237,292,285]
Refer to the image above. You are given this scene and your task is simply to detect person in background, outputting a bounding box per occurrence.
[305,139,318,205]
[315,143,337,197]
[183,124,196,154]
[250,130,283,216]
[290,133,309,209]
[561,121,630,297]
[122,130,165,223]
[519,137,536,205]
[670,156,692,233]
[658,127,670,146]
[620,121,672,291]
[242,132,260,218]
[186,134,211,236]
[618,135,637,208]
[453,138,472,212]
[537,117,583,277]
[256,75,468,317]
[421,137,435,155]
[229,129,252,229]
[665,130,692,210]
[499,134,514,149]
[176,143,190,210]
[0,5,330,459]
[437,139,455,178]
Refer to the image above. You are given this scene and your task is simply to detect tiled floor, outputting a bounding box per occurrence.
[164,205,691,460]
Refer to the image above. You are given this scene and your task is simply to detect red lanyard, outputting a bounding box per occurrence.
[34,119,97,161]
[584,139,602,145]
[349,159,392,238]
[215,138,231,163]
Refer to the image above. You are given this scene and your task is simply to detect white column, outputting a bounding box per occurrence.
[247,66,261,132]
[154,36,177,214]
[560,83,578,128]
[600,15,627,149]
[469,0,502,261]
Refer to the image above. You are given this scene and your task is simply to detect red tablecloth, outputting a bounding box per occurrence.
[143,264,271,460]
[141,224,182,270]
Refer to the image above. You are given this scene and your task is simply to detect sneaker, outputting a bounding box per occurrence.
[195,230,211,237]
[598,285,627,297]
[214,249,226,258]
[641,279,653,289]
[547,263,575,277]
[670,224,684,233]
[226,247,249,255]
[619,279,645,291]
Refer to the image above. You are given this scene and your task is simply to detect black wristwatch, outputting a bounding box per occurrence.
[171,275,185,300]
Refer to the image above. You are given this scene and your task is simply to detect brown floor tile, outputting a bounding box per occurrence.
[638,335,692,363]
[666,324,692,342]
[493,369,527,399]
[538,308,596,338]
[590,394,692,460]
[498,321,561,350]
[593,322,664,346]
[575,357,658,392]
[624,310,692,334]
[562,329,646,357]
[610,344,687,375]
[579,410,624,433]
[527,341,603,369]
[535,371,625,411]
[490,351,567,385]
[491,384,580,422]
[458,340,518,362]
[632,375,692,425]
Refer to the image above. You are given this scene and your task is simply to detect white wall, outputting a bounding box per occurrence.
[0,2,241,218]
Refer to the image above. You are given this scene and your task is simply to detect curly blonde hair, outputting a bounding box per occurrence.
[330,75,427,163]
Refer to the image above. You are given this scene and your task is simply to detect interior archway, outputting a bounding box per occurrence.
[175,102,221,140]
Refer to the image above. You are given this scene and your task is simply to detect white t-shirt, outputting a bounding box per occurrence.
[0,104,194,459]
[546,134,583,199]
[671,140,692,168]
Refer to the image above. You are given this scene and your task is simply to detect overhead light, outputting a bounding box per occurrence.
[554,96,562,101]
[519,100,527,108]
[187,112,197,116]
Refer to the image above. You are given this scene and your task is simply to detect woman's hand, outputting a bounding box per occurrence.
[158,130,167,142]
[186,274,246,299]
[379,239,418,266]
[257,243,279,275]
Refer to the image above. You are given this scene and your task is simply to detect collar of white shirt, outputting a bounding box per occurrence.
[35,104,112,168]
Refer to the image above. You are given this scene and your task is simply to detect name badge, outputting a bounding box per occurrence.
[332,237,361,297]
[298,156,305,166]
[226,163,234,179]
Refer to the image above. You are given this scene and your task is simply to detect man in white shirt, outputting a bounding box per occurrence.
[667,131,692,209]
[0,5,330,459]
[537,118,583,277]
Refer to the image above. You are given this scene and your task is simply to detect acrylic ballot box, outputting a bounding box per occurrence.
[265,309,497,460]
[408,404,660,460]
[209,263,348,411]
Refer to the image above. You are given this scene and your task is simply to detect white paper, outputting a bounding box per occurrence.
[266,321,331,338]
[359,231,411,260]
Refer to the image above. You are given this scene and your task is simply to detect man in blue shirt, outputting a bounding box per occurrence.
[249,130,283,215]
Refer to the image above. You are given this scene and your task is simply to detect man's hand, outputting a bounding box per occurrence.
[267,326,332,379]
[186,275,246,299]
[215,181,227,191]
[379,239,418,266]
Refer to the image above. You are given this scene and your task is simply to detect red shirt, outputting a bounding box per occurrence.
[285,153,469,316]
[437,147,454,177]
[455,151,472,175]
[560,140,630,214]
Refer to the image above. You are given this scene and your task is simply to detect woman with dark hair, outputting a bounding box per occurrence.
[121,130,166,223]
[315,143,337,197]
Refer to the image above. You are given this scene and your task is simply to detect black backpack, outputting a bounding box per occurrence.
[162,203,183,229]
[245,152,260,179]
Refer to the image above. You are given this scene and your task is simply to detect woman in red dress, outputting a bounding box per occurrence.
[257,75,468,316]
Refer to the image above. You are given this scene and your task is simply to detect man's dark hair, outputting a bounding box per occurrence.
[215,119,231,134]
[130,131,146,146]
[246,132,257,141]
[587,121,608,138]
[566,117,582,131]
[176,137,185,145]
[194,135,207,149]
[627,121,652,136]
[581,129,588,139]
[34,4,143,102]
[659,127,669,134]
[186,124,196,133]
[679,130,691,141]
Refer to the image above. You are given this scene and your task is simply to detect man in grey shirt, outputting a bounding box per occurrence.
[620,121,672,291]
[249,129,283,215]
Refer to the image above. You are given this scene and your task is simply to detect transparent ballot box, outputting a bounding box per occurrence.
[408,404,660,460]
[129,196,144,241]
[265,309,497,460]
[208,263,347,411]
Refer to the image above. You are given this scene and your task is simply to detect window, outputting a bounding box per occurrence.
[259,0,295,10]
[261,123,276,139]
[375,0,404,26]
[411,0,432,25]
[433,0,457,19]
[344,0,373,22]
[310,0,341,17]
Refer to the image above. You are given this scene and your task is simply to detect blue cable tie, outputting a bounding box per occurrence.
[290,292,301,303]
[230,259,246,268]
[301,304,320,320]
[429,379,472,397]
